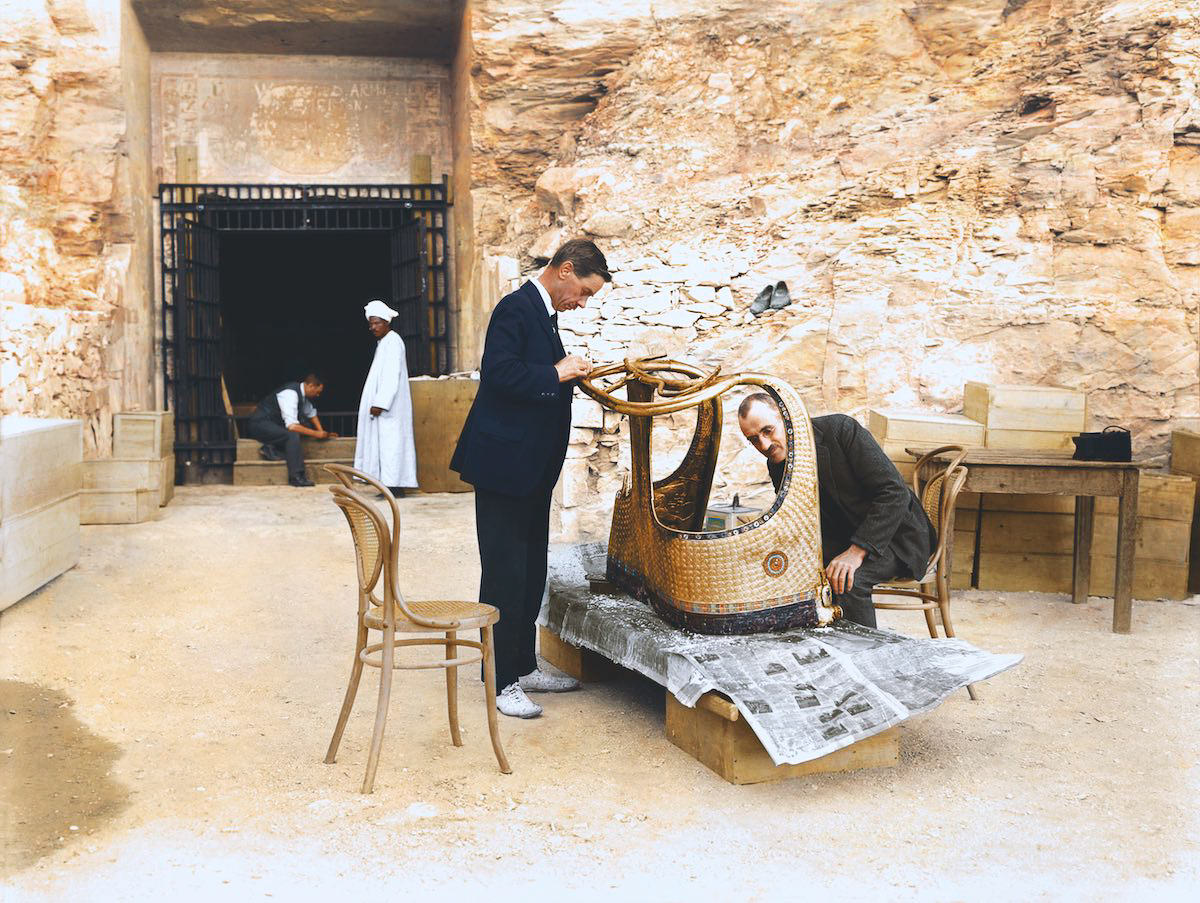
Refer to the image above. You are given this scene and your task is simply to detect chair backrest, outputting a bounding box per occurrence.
[327,472,442,630]
[911,445,969,579]
[329,483,390,605]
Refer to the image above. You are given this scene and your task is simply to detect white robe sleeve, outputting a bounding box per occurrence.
[371,335,403,410]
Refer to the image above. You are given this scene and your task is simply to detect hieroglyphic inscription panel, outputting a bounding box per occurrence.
[151,54,451,183]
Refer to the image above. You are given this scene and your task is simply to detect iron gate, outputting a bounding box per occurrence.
[158,183,451,480]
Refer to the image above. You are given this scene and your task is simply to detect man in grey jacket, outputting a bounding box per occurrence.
[738,393,936,627]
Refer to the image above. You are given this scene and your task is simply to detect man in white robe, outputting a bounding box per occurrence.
[354,299,418,494]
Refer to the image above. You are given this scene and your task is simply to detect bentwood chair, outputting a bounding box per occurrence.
[872,445,979,700]
[322,463,511,792]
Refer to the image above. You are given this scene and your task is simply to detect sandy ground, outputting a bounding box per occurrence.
[1,485,1198,901]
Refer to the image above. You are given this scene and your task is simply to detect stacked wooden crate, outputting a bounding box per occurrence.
[975,472,1194,599]
[964,382,1086,451]
[81,412,174,524]
[1169,429,1200,595]
[1,417,82,611]
[867,410,984,590]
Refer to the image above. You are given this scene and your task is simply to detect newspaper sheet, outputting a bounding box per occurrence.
[543,543,1022,766]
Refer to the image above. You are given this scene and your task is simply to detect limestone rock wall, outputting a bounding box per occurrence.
[0,0,154,456]
[466,0,1200,538]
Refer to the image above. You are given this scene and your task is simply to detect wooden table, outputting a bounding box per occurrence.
[906,448,1144,634]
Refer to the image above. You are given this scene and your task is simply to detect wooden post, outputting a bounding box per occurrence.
[1113,468,1140,633]
[1071,495,1095,604]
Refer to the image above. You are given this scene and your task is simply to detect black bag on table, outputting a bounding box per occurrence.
[1071,426,1131,462]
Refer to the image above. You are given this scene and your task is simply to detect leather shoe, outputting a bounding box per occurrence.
[497,683,543,718]
[749,284,773,317]
[520,666,580,693]
[289,476,315,487]
[259,445,283,461]
[770,280,791,310]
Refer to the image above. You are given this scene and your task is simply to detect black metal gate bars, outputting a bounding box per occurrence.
[158,183,450,478]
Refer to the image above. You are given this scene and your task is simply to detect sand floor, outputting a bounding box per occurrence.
[1,486,1198,900]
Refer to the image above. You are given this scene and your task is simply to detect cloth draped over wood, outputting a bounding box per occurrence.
[355,331,418,488]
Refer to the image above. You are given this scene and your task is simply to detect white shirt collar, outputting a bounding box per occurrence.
[532,276,555,319]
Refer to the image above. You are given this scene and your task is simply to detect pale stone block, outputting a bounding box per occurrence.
[645,309,701,329]
[558,459,591,508]
[571,397,604,429]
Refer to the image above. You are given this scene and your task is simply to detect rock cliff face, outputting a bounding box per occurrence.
[467,0,1200,537]
[1,0,152,454]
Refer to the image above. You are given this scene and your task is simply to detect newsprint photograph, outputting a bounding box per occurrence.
[1,1,1198,900]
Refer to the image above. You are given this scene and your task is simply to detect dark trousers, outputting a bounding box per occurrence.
[474,480,555,689]
[829,547,907,629]
[246,416,304,481]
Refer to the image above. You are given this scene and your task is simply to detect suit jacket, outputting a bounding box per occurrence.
[772,414,936,579]
[450,281,573,497]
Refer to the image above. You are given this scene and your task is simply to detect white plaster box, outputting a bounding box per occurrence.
[0,416,82,611]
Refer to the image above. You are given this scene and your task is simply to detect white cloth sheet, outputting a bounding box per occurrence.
[354,331,418,488]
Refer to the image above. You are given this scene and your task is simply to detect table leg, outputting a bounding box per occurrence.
[1113,469,1140,634]
[1071,496,1095,604]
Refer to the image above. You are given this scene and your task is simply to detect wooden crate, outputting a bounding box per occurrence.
[1,417,82,611]
[1169,430,1200,594]
[984,428,1074,452]
[1,417,83,524]
[112,411,174,460]
[964,382,1086,432]
[665,694,899,785]
[84,454,176,508]
[80,487,159,525]
[977,551,1189,600]
[410,378,477,492]
[539,627,900,785]
[867,410,984,445]
[1,496,81,610]
[979,510,1190,561]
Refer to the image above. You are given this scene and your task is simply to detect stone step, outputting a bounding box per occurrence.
[232,457,353,487]
[235,436,357,462]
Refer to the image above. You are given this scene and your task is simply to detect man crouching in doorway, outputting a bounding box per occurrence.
[246,373,338,487]
[737,393,935,627]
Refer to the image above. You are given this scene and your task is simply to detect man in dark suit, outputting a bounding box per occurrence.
[451,239,612,718]
[738,394,936,628]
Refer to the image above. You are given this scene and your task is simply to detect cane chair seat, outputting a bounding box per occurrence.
[365,599,499,632]
[872,445,978,700]
[320,463,511,792]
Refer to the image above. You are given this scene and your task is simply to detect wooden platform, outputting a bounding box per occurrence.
[232,437,352,486]
[538,627,900,785]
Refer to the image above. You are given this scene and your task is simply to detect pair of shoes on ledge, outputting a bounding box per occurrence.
[496,667,581,719]
[749,280,791,316]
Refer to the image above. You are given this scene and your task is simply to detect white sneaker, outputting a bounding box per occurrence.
[496,683,543,719]
[520,666,581,693]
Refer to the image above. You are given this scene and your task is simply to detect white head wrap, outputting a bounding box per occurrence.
[364,299,399,321]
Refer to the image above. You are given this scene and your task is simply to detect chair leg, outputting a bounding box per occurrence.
[361,627,395,793]
[920,583,940,638]
[446,630,463,747]
[324,623,368,764]
[937,583,979,701]
[481,625,512,775]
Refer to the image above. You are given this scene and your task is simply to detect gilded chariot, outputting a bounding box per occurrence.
[579,358,840,635]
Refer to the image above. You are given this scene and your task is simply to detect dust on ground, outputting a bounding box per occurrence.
[1,486,1197,901]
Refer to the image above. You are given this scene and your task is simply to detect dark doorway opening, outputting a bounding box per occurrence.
[159,183,450,481]
[219,231,390,416]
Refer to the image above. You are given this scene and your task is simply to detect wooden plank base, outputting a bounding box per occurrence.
[538,626,901,784]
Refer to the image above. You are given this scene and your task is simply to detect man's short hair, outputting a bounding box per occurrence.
[303,372,325,386]
[549,238,612,283]
[737,392,778,419]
